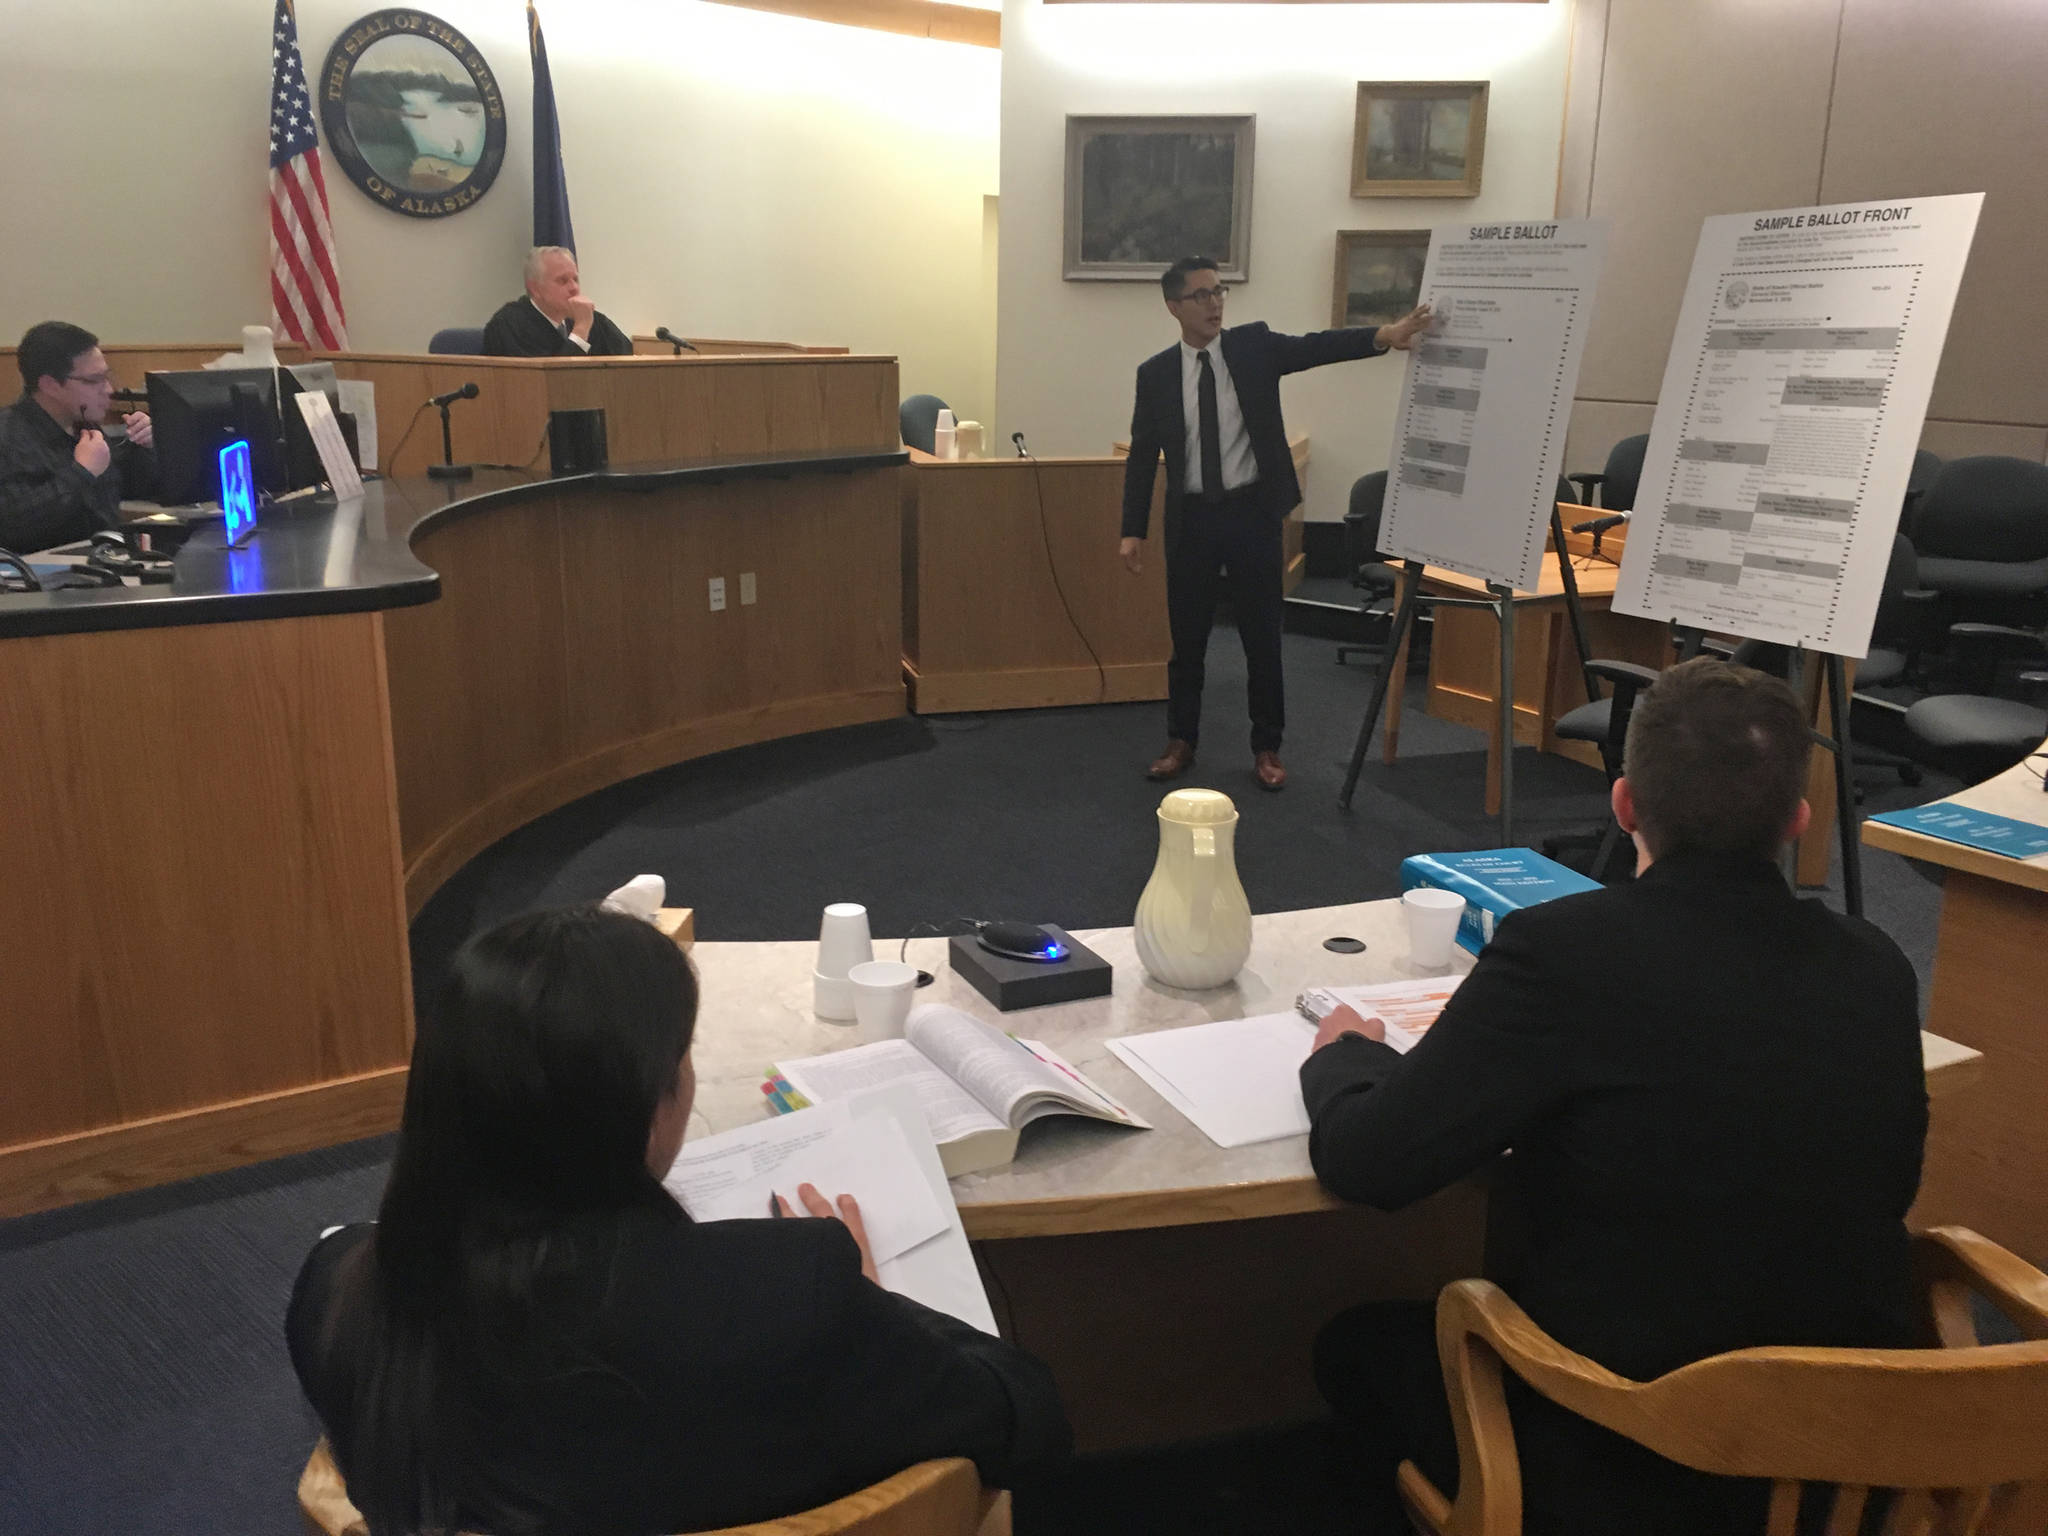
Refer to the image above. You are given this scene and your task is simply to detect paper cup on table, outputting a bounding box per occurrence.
[814,902,874,1020]
[848,959,918,1042]
[1402,887,1467,968]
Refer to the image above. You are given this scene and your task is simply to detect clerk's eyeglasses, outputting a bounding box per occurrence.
[66,371,114,389]
[1175,285,1229,306]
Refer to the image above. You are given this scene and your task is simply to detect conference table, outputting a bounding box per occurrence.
[1863,741,2048,1268]
[686,896,1982,1450]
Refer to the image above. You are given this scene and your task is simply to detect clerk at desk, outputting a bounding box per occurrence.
[482,246,635,358]
[0,321,158,554]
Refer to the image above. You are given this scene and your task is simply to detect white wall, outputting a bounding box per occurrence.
[995,0,1573,520]
[0,0,1000,427]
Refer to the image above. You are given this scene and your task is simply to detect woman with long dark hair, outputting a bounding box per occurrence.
[287,906,1068,1536]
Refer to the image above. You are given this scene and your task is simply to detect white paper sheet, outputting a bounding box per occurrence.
[1379,218,1608,591]
[1106,1012,1318,1149]
[1614,193,1982,655]
[662,1097,949,1265]
[1297,974,1464,1055]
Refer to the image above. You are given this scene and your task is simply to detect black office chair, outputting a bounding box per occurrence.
[1336,471,1400,666]
[1902,625,2048,782]
[1909,456,2048,624]
[1848,534,1939,788]
[428,327,488,355]
[899,394,949,455]
[1567,433,1649,512]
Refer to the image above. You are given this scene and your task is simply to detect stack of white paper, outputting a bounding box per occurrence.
[1106,1013,1316,1149]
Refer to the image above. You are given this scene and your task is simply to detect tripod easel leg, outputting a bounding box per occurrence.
[1493,584,1516,846]
[1825,652,1865,918]
[1340,563,1426,810]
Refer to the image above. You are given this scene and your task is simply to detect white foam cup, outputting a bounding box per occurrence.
[848,959,919,1042]
[1402,887,1467,968]
[815,903,874,1019]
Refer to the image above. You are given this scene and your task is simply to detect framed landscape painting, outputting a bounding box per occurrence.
[1352,82,1487,198]
[1332,229,1431,329]
[1064,115,1255,282]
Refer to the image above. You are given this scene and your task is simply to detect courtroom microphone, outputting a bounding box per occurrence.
[427,382,481,480]
[1570,510,1629,563]
[1012,431,1031,460]
[654,326,699,355]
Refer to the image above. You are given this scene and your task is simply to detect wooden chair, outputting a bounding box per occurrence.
[1399,1227,2048,1536]
[299,1440,1011,1536]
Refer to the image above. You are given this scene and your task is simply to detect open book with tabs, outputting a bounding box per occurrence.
[775,1004,1149,1177]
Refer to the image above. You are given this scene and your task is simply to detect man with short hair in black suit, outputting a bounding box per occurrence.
[0,321,157,553]
[1119,255,1431,791]
[1301,657,1928,1535]
[482,245,635,358]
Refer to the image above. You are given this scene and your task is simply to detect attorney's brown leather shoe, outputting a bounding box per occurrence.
[1253,750,1287,791]
[1146,739,1196,780]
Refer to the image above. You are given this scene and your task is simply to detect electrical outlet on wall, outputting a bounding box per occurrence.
[739,572,757,605]
[708,577,726,612]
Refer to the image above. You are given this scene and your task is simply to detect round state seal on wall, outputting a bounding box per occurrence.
[320,9,505,218]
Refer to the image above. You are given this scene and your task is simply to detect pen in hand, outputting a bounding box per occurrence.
[768,1191,783,1218]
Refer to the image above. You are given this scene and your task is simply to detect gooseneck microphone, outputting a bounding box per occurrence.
[654,326,699,355]
[427,382,481,480]
[1012,430,1031,460]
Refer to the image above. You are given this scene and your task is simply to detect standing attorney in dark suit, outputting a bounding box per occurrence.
[482,245,636,357]
[1119,256,1431,790]
[1300,658,1927,1535]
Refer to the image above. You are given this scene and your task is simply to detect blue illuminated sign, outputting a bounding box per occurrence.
[220,440,257,547]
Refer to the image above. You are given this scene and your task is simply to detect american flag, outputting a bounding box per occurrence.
[268,0,349,350]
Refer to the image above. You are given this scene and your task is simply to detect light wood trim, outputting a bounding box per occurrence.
[401,688,904,915]
[1865,819,2048,893]
[702,0,997,46]
[632,336,852,357]
[0,1067,408,1221]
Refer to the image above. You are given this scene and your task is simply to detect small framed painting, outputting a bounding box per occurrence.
[1352,81,1487,198]
[1332,229,1431,329]
[1064,115,1255,282]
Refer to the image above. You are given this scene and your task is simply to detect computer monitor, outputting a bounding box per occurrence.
[146,365,341,505]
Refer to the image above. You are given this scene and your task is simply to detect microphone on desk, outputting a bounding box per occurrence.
[1570,510,1628,564]
[426,382,480,480]
[1012,431,1032,460]
[654,326,699,355]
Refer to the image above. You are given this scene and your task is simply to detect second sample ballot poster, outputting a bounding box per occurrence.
[1378,218,1608,592]
[1614,193,1982,655]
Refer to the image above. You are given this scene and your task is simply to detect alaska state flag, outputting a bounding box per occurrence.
[529,2,576,253]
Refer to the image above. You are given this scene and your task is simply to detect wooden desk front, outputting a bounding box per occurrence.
[687,898,1979,1448]
[324,351,899,477]
[900,453,1169,713]
[1863,743,2048,1266]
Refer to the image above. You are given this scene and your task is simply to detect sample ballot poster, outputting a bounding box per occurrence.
[1378,218,1608,592]
[1614,193,1982,655]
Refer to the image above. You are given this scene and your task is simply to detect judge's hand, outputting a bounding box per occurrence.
[122,411,153,449]
[1376,305,1435,352]
[1312,1003,1385,1054]
[74,429,111,477]
[776,1181,880,1284]
[565,294,597,337]
[1119,536,1144,575]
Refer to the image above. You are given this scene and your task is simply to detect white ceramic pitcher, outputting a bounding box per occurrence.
[1134,788,1252,989]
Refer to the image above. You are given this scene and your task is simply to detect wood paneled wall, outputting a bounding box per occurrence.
[324,353,899,477]
[385,470,906,910]
[0,612,413,1215]
[1559,0,2048,474]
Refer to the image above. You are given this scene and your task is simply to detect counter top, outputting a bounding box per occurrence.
[0,447,907,640]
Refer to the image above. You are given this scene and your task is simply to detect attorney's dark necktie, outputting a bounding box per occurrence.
[1197,350,1224,504]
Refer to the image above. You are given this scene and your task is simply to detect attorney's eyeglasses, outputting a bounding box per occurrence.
[1175,285,1229,306]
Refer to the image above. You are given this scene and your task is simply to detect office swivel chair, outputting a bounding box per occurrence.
[1848,534,1938,790]
[1567,433,1649,512]
[899,394,950,455]
[1901,623,2048,782]
[428,327,488,355]
[1909,456,2048,625]
[1336,471,1399,666]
